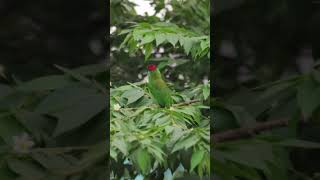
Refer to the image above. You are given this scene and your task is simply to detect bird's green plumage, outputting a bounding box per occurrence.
[148,68,172,107]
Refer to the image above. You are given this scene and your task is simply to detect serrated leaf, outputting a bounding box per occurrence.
[183,37,193,55]
[166,33,179,47]
[155,33,166,46]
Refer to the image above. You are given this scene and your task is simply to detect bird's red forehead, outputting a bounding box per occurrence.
[147,64,157,71]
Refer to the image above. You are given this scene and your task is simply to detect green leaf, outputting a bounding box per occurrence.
[297,77,320,118]
[52,92,106,136]
[226,105,256,127]
[36,86,100,113]
[202,84,210,100]
[7,159,46,179]
[133,29,151,40]
[14,110,52,142]
[54,65,91,84]
[182,37,193,55]
[147,144,165,163]
[112,138,128,155]
[31,153,76,175]
[73,63,107,76]
[172,134,200,153]
[166,33,179,47]
[121,88,145,105]
[155,33,166,46]
[110,148,117,160]
[120,33,132,49]
[0,115,25,144]
[118,29,132,35]
[140,34,155,45]
[190,150,205,172]
[216,143,273,172]
[200,40,208,50]
[80,142,108,164]
[35,86,106,136]
[17,75,71,91]
[254,81,294,103]
[133,148,152,175]
[212,158,260,180]
[128,38,138,54]
[144,43,154,61]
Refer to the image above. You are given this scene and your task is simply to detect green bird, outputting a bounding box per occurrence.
[147,64,173,108]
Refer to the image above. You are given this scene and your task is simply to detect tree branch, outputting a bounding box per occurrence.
[211,118,291,143]
[173,99,201,107]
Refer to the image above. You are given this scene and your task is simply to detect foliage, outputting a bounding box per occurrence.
[212,0,320,179]
[151,0,210,34]
[110,0,137,25]
[110,0,210,179]
[0,0,104,80]
[0,64,107,179]
[110,82,210,179]
[119,22,210,61]
[212,69,320,179]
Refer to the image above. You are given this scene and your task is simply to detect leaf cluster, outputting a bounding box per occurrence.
[0,64,108,179]
[119,22,210,61]
[212,68,320,179]
[110,82,210,179]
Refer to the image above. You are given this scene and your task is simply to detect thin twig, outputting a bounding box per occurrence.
[212,118,291,143]
[173,99,201,107]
